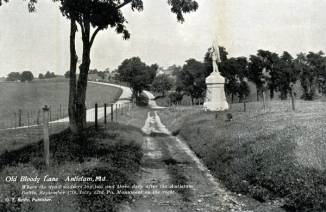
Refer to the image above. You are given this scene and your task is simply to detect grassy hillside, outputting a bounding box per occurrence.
[0,79,122,129]
[158,100,326,211]
[0,123,143,212]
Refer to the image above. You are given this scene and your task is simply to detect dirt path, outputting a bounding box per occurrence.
[119,110,284,212]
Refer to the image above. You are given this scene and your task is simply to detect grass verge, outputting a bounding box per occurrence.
[0,122,143,212]
[158,102,326,211]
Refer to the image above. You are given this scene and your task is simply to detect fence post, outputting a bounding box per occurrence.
[121,103,123,115]
[27,112,30,128]
[95,103,98,130]
[104,103,107,125]
[115,104,118,122]
[18,109,22,127]
[59,104,62,119]
[42,105,50,168]
[14,112,17,128]
[49,106,52,122]
[243,101,246,112]
[111,104,114,122]
[37,110,40,125]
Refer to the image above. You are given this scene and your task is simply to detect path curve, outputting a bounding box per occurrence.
[3,81,132,129]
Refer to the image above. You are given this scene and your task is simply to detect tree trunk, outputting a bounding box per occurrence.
[75,19,91,132]
[256,86,260,101]
[68,19,78,133]
[270,86,274,99]
[67,18,93,134]
[290,88,295,111]
[262,91,266,111]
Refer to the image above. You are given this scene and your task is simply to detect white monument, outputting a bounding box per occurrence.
[203,40,229,111]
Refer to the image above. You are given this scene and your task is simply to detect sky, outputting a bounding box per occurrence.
[0,0,326,77]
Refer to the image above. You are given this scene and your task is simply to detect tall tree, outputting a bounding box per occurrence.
[54,0,199,133]
[176,58,206,103]
[274,51,297,100]
[256,50,280,99]
[295,51,326,100]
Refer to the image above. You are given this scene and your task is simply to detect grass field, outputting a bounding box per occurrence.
[0,79,122,129]
[158,100,326,211]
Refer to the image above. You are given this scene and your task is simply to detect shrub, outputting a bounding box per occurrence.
[136,94,149,106]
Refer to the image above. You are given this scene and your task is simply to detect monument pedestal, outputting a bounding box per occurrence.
[203,71,229,111]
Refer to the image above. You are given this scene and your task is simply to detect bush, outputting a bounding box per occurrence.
[136,94,149,106]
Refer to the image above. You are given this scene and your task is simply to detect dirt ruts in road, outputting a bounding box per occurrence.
[119,111,284,212]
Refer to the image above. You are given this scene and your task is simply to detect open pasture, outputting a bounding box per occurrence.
[0,79,122,129]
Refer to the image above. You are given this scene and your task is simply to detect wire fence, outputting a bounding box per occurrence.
[0,100,134,130]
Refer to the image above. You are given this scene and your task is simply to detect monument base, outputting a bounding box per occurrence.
[203,71,229,112]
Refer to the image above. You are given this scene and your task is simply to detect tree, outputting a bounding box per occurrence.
[117,57,157,98]
[176,59,206,103]
[53,0,199,133]
[38,73,44,79]
[219,57,249,103]
[64,70,70,78]
[20,71,34,82]
[151,74,174,97]
[295,51,326,100]
[248,55,265,101]
[6,72,21,81]
[44,71,56,78]
[274,51,298,100]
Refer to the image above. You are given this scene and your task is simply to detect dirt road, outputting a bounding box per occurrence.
[119,110,284,212]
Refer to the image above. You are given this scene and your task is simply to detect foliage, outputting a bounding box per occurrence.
[295,51,326,100]
[53,0,198,133]
[248,50,279,100]
[20,71,34,82]
[44,71,56,78]
[89,69,110,80]
[0,0,37,12]
[274,51,298,99]
[168,91,183,105]
[135,93,149,106]
[116,57,157,98]
[204,47,250,102]
[176,58,206,102]
[6,72,21,81]
[151,74,174,96]
[64,70,70,78]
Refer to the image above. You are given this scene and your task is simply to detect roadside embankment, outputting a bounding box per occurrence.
[158,105,326,211]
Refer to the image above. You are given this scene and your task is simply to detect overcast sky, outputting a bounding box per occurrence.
[0,0,326,77]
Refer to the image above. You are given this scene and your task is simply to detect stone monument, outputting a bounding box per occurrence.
[203,40,229,111]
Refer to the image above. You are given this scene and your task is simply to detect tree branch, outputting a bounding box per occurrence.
[116,0,132,9]
[78,16,85,37]
[90,27,101,48]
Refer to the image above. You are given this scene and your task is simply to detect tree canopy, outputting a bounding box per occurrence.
[20,71,34,82]
[116,57,157,98]
[151,74,174,97]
